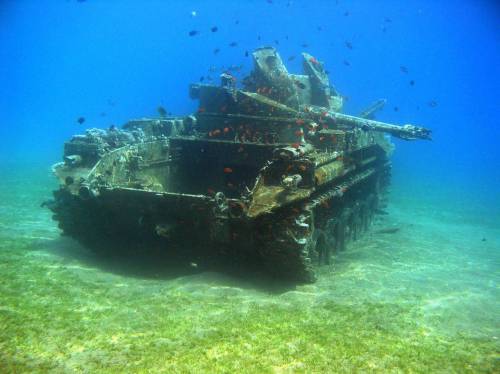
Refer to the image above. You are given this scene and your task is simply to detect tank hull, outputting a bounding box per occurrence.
[49,143,390,283]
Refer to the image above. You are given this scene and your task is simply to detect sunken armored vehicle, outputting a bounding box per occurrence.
[48,47,430,283]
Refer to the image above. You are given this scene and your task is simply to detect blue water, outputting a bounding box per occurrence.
[0,1,499,371]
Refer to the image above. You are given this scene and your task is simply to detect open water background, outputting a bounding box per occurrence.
[0,1,498,372]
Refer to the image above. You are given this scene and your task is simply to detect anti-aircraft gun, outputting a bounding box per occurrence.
[46,47,431,283]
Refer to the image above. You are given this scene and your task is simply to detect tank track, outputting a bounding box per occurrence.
[255,165,390,283]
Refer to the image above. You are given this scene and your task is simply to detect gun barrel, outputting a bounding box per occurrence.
[327,111,432,141]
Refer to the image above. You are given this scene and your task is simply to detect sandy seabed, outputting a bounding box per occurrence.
[0,165,498,373]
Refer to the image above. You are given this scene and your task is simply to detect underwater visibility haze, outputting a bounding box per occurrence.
[0,0,499,372]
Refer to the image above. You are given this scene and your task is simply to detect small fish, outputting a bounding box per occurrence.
[274,39,280,45]
[157,106,167,117]
[188,30,199,37]
[223,167,233,174]
[229,41,238,47]
[344,41,353,49]
[343,59,351,66]
[384,17,392,23]
[211,26,218,32]
[317,26,323,31]
[107,99,116,106]
[400,65,408,73]
[199,76,204,82]
[235,20,240,25]
[267,0,273,3]
[409,80,415,86]
[393,106,399,112]
[428,100,438,108]
[76,117,85,125]
[257,35,261,41]
[288,55,296,61]
[213,48,220,54]
[301,43,309,48]
[344,11,350,16]
[100,112,106,117]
